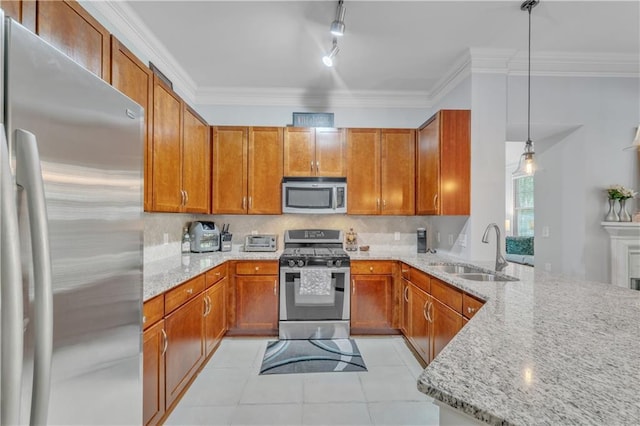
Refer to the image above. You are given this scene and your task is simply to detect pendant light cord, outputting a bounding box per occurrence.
[527,4,532,144]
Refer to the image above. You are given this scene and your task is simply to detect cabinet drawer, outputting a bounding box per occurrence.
[409,267,430,293]
[206,263,228,288]
[143,294,164,330]
[431,278,462,314]
[164,274,205,315]
[400,263,411,280]
[462,293,484,319]
[351,261,394,275]
[235,261,279,275]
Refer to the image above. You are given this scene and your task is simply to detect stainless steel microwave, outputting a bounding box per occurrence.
[282,177,347,214]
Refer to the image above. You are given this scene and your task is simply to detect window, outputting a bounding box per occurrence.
[513,176,534,237]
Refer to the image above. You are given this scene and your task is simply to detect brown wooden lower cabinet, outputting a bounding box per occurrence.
[236,276,278,330]
[351,274,393,332]
[408,284,431,363]
[431,297,463,360]
[142,319,165,426]
[204,277,227,356]
[164,294,205,408]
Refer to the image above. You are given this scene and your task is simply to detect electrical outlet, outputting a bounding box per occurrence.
[163,233,169,245]
[394,232,400,241]
[448,234,454,245]
[436,232,441,243]
[545,262,552,271]
[459,234,467,247]
[542,226,550,238]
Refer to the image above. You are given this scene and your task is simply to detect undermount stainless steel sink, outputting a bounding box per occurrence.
[454,273,519,282]
[428,263,487,274]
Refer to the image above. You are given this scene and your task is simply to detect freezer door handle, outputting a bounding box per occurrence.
[15,129,54,426]
[0,125,24,425]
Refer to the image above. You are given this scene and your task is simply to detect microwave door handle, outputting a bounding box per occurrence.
[0,126,24,426]
[333,187,337,210]
[15,129,54,426]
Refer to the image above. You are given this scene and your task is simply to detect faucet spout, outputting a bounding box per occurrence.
[481,223,509,272]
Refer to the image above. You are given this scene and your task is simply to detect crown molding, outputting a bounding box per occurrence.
[196,87,431,109]
[89,0,198,102]
[429,50,472,106]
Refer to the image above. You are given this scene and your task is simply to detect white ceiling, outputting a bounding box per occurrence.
[107,1,639,105]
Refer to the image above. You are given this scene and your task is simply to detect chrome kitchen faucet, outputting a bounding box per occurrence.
[482,223,509,272]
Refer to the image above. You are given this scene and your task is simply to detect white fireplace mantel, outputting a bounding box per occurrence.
[601,222,640,289]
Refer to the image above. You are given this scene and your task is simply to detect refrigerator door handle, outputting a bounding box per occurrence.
[0,125,25,426]
[15,129,54,426]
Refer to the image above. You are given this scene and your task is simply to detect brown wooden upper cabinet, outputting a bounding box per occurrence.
[212,126,283,214]
[110,36,154,212]
[347,128,415,215]
[33,0,110,81]
[1,0,28,23]
[417,110,470,216]
[152,76,210,213]
[283,127,346,177]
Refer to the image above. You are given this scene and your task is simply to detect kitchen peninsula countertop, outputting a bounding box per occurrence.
[143,247,640,425]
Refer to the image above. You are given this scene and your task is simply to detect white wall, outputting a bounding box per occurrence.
[507,75,640,282]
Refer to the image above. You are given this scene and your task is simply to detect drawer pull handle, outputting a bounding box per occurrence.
[215,272,221,276]
[467,307,476,314]
[142,315,146,324]
[161,329,168,356]
[403,287,409,302]
[186,288,193,295]
[273,281,277,296]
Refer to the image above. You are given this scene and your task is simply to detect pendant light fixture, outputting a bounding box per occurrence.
[513,0,539,177]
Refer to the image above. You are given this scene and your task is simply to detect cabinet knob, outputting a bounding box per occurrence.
[186,288,193,295]
[467,307,476,314]
[255,266,260,271]
[369,266,374,272]
[215,272,221,277]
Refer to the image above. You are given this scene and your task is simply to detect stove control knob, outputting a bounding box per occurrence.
[288,260,296,268]
[327,260,333,267]
[297,260,305,267]
[335,260,342,267]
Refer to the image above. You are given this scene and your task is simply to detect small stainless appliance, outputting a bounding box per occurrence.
[244,234,277,252]
[417,228,427,253]
[189,221,220,252]
[279,229,350,339]
[220,224,232,252]
[282,177,347,214]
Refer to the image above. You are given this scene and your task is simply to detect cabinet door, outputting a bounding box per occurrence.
[182,106,210,213]
[164,294,205,408]
[347,128,380,214]
[36,0,110,80]
[204,278,227,356]
[110,37,153,212]
[408,285,430,364]
[439,110,470,215]
[211,126,247,214]
[152,77,183,212]
[283,127,315,177]
[143,319,165,426]
[351,275,393,331]
[416,116,440,215]
[236,275,278,331]
[400,279,410,335]
[1,0,24,22]
[430,297,463,360]
[248,127,283,214]
[381,129,415,215]
[315,128,346,177]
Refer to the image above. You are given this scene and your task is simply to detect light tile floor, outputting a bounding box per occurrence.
[165,336,439,425]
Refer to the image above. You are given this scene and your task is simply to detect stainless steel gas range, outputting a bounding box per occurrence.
[279,229,351,339]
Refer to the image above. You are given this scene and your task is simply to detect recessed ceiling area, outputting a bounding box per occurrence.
[113,1,638,99]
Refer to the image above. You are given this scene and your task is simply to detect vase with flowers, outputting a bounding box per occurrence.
[605,185,637,222]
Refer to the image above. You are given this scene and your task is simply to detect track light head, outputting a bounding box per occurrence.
[322,41,339,67]
[330,1,346,36]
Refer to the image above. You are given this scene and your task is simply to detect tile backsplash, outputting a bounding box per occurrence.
[143,212,440,262]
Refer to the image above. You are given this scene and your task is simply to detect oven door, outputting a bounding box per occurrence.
[279,267,350,321]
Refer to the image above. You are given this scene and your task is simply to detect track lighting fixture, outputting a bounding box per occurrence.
[330,0,346,36]
[513,0,539,177]
[322,39,339,67]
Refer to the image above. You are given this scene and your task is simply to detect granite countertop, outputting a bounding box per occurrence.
[143,247,640,425]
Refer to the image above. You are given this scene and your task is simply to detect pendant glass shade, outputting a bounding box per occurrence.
[513,140,535,177]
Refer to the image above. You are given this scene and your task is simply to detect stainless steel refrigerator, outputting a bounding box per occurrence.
[0,13,143,425]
